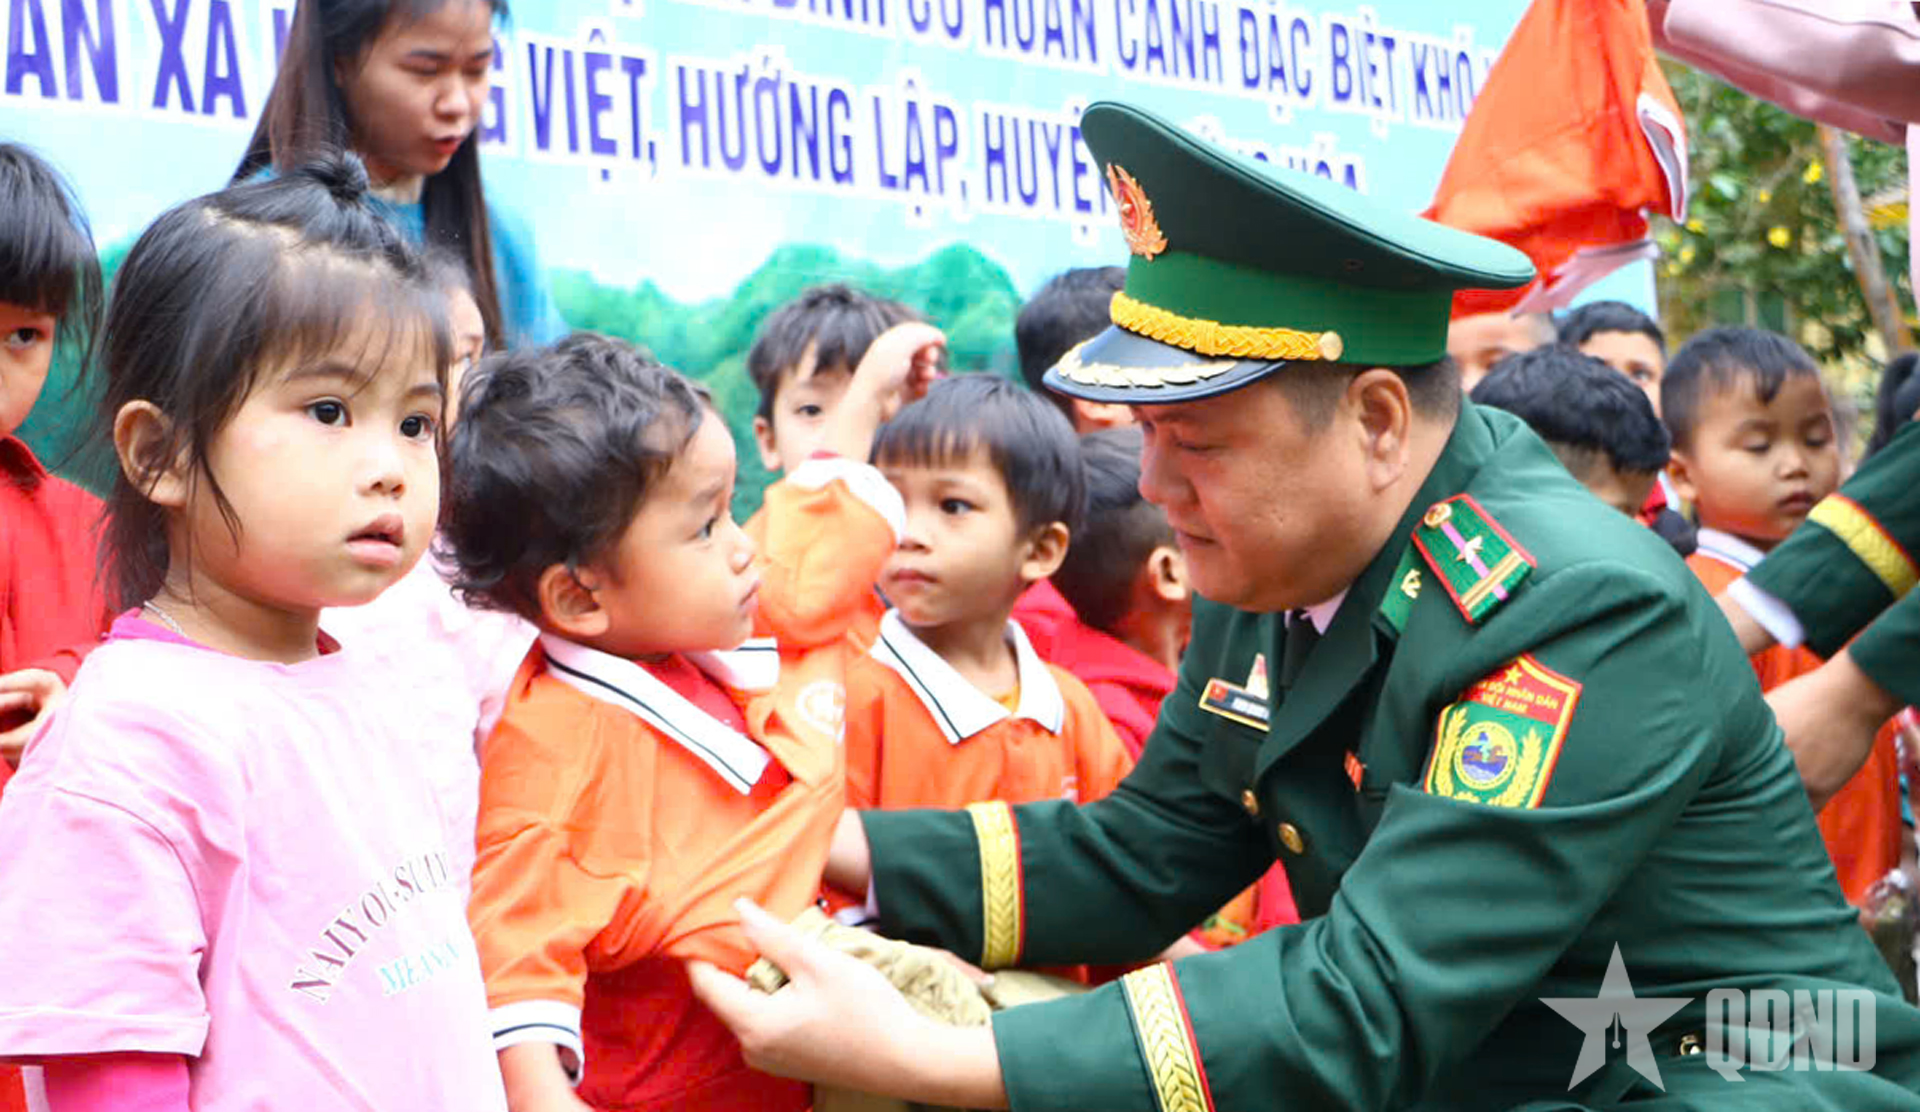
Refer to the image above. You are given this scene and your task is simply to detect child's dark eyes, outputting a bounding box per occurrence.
[939,498,974,515]
[399,414,435,440]
[2,326,44,349]
[697,514,721,540]
[308,400,348,427]
[795,403,824,419]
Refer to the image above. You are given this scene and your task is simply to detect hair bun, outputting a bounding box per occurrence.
[295,151,373,204]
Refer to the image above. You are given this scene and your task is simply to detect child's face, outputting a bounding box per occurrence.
[880,447,1046,633]
[177,328,444,615]
[753,353,853,475]
[337,0,494,183]
[1578,329,1666,416]
[0,302,57,439]
[581,413,760,657]
[1671,373,1841,546]
[444,285,485,422]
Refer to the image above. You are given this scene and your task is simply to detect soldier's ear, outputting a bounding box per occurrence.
[1347,368,1415,493]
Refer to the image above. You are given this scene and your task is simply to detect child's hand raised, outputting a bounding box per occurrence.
[820,322,947,460]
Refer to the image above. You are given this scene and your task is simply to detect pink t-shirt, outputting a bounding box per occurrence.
[322,549,537,886]
[0,616,507,1112]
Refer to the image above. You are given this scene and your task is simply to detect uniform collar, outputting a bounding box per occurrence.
[1299,591,1346,634]
[1692,527,1767,573]
[538,633,778,794]
[870,610,1066,743]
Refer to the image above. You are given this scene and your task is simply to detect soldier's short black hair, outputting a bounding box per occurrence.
[1472,345,1669,478]
[1016,266,1127,413]
[440,332,712,621]
[1050,426,1172,635]
[746,284,920,419]
[1557,300,1666,354]
[1661,326,1821,450]
[871,373,1085,538]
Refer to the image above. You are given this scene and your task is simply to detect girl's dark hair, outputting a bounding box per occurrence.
[439,332,711,621]
[1867,352,1920,459]
[0,143,102,369]
[99,152,449,609]
[234,0,509,347]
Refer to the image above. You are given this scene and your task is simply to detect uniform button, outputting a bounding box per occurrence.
[1276,823,1306,855]
[1240,789,1260,817]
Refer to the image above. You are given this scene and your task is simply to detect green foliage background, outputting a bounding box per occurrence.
[17,241,1025,519]
[1657,60,1913,424]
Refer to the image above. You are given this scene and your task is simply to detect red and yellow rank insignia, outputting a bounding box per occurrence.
[1423,655,1581,809]
[1107,163,1169,260]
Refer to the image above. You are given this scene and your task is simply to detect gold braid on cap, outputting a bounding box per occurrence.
[1109,291,1345,362]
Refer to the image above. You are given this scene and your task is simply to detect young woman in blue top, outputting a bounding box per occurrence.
[234,0,563,347]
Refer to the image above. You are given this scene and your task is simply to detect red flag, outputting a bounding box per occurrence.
[1423,0,1688,316]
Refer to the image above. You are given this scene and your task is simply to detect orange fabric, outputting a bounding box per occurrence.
[1689,552,1903,905]
[1423,0,1686,316]
[746,503,885,651]
[843,654,1134,813]
[468,471,895,1112]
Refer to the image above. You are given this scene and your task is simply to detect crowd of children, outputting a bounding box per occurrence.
[1,123,1917,1110]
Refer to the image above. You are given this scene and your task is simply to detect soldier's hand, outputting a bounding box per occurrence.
[1768,647,1900,811]
[688,898,1007,1107]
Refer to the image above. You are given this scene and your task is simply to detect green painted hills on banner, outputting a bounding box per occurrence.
[20,241,1024,518]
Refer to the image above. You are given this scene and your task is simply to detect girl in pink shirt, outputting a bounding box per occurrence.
[0,156,506,1110]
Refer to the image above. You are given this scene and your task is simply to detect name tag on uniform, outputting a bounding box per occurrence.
[1199,653,1270,730]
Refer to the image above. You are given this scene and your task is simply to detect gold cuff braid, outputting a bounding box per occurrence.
[967,802,1023,970]
[1810,494,1918,598]
[1120,964,1214,1112]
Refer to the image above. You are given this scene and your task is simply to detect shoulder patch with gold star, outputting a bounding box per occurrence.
[1424,655,1581,808]
[1411,495,1535,624]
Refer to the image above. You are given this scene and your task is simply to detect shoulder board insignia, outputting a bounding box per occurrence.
[1410,495,1535,624]
[1423,654,1581,809]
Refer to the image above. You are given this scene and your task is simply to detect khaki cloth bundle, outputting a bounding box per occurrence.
[745,907,1083,1112]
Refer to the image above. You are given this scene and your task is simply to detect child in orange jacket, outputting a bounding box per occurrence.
[446,330,936,1112]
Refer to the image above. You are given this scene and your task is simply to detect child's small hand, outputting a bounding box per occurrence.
[0,667,65,768]
[821,322,947,461]
[855,322,947,418]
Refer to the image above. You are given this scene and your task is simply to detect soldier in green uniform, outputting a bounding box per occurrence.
[1717,418,1920,807]
[689,101,1920,1110]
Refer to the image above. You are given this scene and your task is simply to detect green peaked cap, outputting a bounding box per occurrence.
[1044,101,1536,404]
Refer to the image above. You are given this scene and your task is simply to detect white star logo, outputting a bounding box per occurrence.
[1541,944,1692,1091]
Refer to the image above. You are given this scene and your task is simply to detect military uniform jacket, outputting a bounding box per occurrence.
[862,404,1920,1111]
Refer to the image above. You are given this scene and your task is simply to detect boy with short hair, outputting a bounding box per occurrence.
[1557,299,1667,414]
[844,374,1134,817]
[1015,267,1131,433]
[1664,325,1901,907]
[1445,308,1554,390]
[1045,426,1186,756]
[747,283,923,476]
[1469,345,1670,517]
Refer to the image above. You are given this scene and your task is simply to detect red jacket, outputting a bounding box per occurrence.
[1013,582,1173,758]
[0,438,110,792]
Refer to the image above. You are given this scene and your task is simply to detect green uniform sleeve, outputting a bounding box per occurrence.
[864,603,1274,969]
[1849,589,1920,708]
[1748,419,1920,656]
[991,566,1731,1112]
